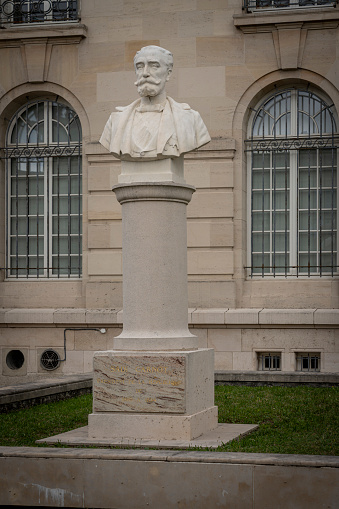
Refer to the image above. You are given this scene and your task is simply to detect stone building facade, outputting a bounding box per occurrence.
[0,0,338,382]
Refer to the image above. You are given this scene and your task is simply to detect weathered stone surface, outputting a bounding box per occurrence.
[93,353,186,413]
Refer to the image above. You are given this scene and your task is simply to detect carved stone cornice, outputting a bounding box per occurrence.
[0,24,87,83]
[234,8,339,69]
[233,8,339,33]
[0,24,87,46]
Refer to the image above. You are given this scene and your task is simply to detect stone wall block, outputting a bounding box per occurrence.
[191,308,227,324]
[5,309,54,324]
[87,251,122,276]
[208,328,242,352]
[53,309,87,324]
[259,309,315,325]
[86,309,120,324]
[225,309,261,325]
[188,191,233,218]
[314,309,339,325]
[188,250,233,275]
[87,195,121,220]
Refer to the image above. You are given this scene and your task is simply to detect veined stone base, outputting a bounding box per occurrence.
[88,406,218,441]
[89,348,218,441]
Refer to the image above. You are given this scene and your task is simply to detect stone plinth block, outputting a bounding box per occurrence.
[88,407,218,441]
[89,349,218,441]
[119,157,185,184]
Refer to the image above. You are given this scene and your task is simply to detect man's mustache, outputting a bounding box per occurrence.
[134,77,161,86]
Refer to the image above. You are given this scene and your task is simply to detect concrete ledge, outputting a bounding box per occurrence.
[0,374,92,412]
[215,371,339,387]
[0,308,338,326]
[0,447,338,508]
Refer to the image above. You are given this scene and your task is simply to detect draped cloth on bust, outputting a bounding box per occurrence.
[99,96,211,161]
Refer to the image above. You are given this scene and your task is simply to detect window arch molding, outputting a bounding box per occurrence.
[246,85,338,278]
[0,84,90,147]
[5,97,83,278]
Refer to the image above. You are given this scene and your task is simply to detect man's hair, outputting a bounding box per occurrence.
[134,46,174,71]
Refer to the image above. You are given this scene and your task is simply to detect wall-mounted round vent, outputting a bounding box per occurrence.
[6,350,25,370]
[40,350,61,371]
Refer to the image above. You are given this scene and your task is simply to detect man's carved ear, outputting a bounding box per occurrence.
[166,68,172,81]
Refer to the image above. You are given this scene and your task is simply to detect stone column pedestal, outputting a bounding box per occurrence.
[113,181,197,352]
[89,169,218,442]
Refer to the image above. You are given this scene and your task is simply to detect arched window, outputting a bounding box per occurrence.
[247,88,338,277]
[6,99,82,278]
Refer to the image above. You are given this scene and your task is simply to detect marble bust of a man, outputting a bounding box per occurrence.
[99,45,211,161]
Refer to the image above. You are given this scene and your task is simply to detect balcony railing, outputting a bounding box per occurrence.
[0,0,78,25]
[244,0,337,12]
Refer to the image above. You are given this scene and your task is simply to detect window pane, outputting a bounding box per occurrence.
[299,150,317,167]
[28,196,44,215]
[11,237,26,255]
[299,189,317,209]
[299,231,317,251]
[28,177,44,195]
[274,190,289,209]
[71,236,82,254]
[11,179,27,195]
[273,232,289,251]
[274,211,289,230]
[53,196,68,214]
[13,198,27,215]
[252,253,270,273]
[299,169,317,188]
[11,217,27,235]
[53,157,69,175]
[273,169,289,189]
[252,232,270,252]
[70,196,81,214]
[53,176,69,194]
[321,189,336,208]
[321,169,337,188]
[28,237,44,255]
[253,190,269,210]
[273,253,289,273]
[299,210,317,230]
[320,232,336,251]
[299,253,317,273]
[321,253,336,272]
[52,237,69,254]
[252,153,270,168]
[320,150,337,167]
[252,170,270,189]
[28,217,44,235]
[322,210,337,229]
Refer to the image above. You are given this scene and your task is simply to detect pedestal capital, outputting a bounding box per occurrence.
[112,182,195,205]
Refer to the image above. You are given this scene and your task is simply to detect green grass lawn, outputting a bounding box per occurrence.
[0,386,338,455]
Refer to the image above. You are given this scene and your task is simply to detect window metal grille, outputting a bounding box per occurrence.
[243,0,337,13]
[0,0,78,25]
[246,89,338,277]
[296,352,320,371]
[3,99,82,279]
[258,352,282,371]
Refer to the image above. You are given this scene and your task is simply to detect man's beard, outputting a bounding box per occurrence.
[135,78,162,97]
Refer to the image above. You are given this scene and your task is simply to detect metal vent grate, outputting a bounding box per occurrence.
[40,350,61,371]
